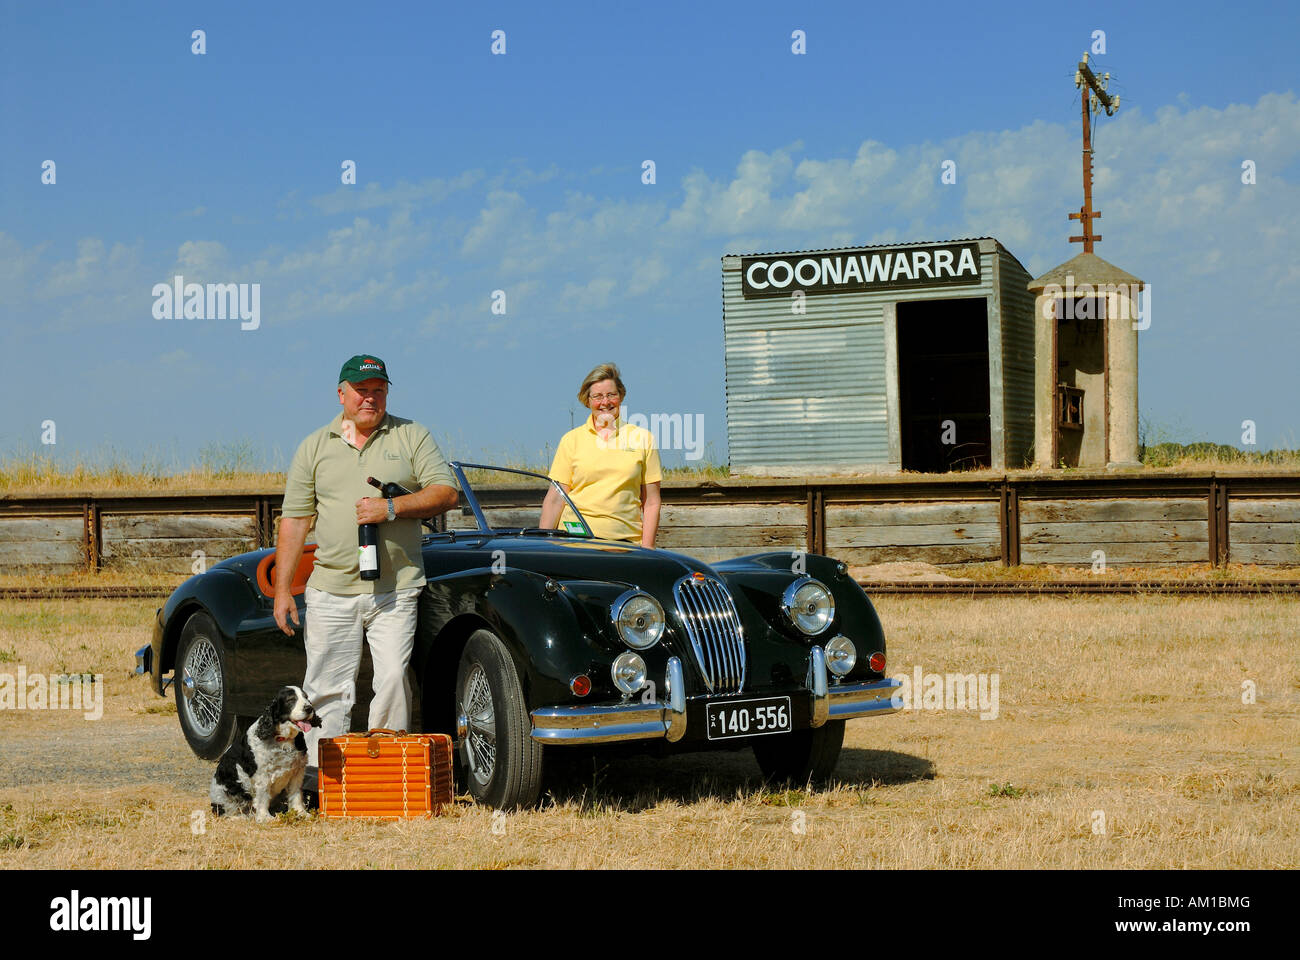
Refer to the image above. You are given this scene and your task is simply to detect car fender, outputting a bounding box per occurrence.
[713,552,887,682]
[416,567,616,719]
[156,568,262,697]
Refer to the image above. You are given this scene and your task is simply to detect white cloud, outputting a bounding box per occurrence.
[311,171,483,215]
[462,190,531,256]
[171,239,229,278]
[8,92,1298,440]
[559,276,617,311]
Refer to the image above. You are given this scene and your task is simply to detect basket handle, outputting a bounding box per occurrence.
[364,728,407,738]
[362,728,407,756]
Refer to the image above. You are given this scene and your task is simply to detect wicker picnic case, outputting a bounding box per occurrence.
[318,729,453,818]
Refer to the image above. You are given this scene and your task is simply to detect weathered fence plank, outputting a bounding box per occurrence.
[829,522,1002,547]
[0,540,85,566]
[1021,498,1206,522]
[1021,541,1209,564]
[827,501,999,526]
[1228,500,1300,522]
[1230,542,1300,564]
[103,537,256,559]
[834,543,1001,565]
[102,514,258,538]
[1021,521,1208,544]
[0,517,83,542]
[657,526,805,548]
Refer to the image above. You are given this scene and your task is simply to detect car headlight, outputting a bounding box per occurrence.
[611,590,665,649]
[781,577,835,636]
[825,635,856,676]
[611,652,647,695]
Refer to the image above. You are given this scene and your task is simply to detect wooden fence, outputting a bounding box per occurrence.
[3,473,1298,574]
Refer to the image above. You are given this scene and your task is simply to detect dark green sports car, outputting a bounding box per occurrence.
[137,463,901,809]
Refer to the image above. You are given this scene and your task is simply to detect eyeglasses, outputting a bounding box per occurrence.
[589,393,621,402]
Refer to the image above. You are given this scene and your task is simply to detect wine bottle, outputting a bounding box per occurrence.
[367,476,412,500]
[360,477,411,580]
[358,521,380,580]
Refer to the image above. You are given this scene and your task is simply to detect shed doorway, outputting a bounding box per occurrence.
[897,297,991,472]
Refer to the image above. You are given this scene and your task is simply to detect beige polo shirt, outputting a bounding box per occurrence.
[281,412,456,594]
[548,413,662,542]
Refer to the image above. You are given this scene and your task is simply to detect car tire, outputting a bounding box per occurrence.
[752,720,846,785]
[173,612,237,761]
[455,629,544,810]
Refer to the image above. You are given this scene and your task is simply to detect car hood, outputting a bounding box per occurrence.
[427,534,716,593]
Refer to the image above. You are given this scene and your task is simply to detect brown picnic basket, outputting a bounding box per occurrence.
[317,728,454,819]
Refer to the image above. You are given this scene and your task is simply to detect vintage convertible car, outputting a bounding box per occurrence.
[137,463,901,808]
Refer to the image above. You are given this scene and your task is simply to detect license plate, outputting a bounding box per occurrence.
[706,696,792,741]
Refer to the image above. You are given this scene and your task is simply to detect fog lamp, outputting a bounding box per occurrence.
[611,652,647,695]
[825,635,857,677]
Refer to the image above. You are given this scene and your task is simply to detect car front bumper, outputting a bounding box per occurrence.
[529,646,902,745]
[134,608,170,697]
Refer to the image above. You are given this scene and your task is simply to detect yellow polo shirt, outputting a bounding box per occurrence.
[549,414,662,542]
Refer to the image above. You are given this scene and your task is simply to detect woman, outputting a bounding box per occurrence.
[540,363,662,547]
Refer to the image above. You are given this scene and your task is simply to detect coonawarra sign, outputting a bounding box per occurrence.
[740,241,981,299]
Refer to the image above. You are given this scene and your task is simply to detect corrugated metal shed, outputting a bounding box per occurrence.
[721,237,1036,476]
[998,247,1036,468]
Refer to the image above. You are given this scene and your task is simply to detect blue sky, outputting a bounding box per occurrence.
[3,0,1298,471]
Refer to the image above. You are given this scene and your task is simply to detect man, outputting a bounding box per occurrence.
[272,354,458,791]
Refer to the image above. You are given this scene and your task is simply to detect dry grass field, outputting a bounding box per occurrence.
[1,595,1296,869]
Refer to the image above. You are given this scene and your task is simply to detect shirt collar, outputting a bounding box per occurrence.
[329,412,392,438]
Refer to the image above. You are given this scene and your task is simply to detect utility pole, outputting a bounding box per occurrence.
[1069,53,1119,253]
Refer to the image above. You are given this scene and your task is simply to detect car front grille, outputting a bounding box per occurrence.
[672,575,746,693]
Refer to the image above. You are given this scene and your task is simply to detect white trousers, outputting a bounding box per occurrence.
[301,585,423,766]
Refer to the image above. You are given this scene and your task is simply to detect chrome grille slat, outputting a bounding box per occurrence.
[691,585,724,683]
[672,575,746,694]
[704,579,741,685]
[697,580,732,685]
[677,586,720,684]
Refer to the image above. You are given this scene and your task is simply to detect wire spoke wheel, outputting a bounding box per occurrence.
[173,612,236,761]
[461,665,496,785]
[181,635,223,736]
[454,629,544,809]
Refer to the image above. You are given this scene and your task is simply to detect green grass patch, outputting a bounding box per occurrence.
[987,782,1027,799]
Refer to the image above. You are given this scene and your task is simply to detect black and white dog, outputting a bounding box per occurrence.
[210,685,321,822]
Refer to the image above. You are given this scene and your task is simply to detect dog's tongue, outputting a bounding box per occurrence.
[295,720,312,733]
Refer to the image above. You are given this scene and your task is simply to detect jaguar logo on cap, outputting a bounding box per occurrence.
[339,354,391,384]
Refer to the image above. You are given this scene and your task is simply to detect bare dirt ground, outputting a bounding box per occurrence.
[1,595,1296,869]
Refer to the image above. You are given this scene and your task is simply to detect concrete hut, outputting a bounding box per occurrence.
[1028,251,1144,470]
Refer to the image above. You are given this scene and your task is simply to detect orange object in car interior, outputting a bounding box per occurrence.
[255,544,317,598]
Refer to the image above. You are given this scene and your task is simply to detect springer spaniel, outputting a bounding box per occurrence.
[210,685,320,822]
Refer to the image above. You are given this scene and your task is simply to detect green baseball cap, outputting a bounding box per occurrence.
[339,355,391,384]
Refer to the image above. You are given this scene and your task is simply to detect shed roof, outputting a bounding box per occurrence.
[1028,251,1143,290]
[723,237,997,259]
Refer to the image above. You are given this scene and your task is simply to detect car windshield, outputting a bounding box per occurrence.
[443,462,593,537]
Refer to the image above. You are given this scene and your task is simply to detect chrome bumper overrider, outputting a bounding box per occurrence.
[807,644,903,727]
[531,657,687,745]
[530,646,902,745]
